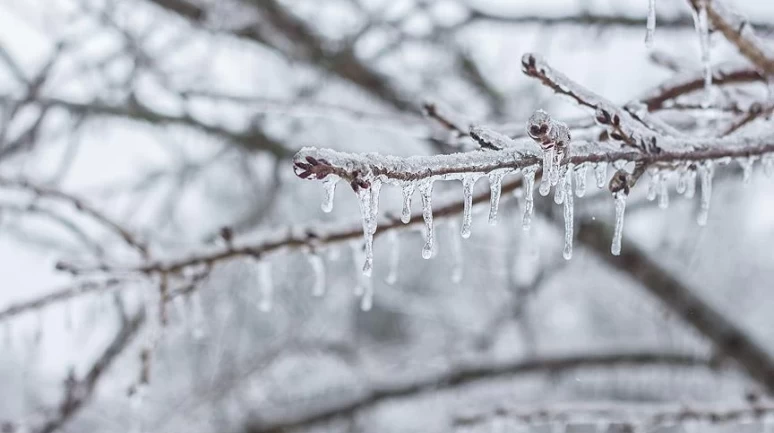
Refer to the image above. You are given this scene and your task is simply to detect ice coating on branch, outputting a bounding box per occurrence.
[488,171,505,225]
[594,162,608,188]
[737,156,756,184]
[562,167,574,260]
[450,223,463,283]
[658,173,669,209]
[461,175,480,238]
[385,230,399,285]
[419,180,435,259]
[697,161,715,226]
[574,164,587,197]
[309,253,326,297]
[611,192,628,256]
[645,0,656,48]
[522,167,536,231]
[257,260,273,312]
[321,176,338,213]
[692,0,712,106]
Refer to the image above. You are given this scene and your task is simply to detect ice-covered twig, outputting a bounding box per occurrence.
[293,135,774,187]
[640,64,763,110]
[521,54,657,150]
[454,401,774,429]
[0,177,150,259]
[0,278,127,323]
[686,0,774,76]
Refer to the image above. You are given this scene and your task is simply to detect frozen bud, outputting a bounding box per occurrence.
[549,120,571,148]
[609,169,633,195]
[527,109,552,145]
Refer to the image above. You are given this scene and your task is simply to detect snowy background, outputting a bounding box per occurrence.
[1,0,774,432]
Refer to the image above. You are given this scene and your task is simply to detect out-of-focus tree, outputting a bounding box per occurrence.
[1,0,774,432]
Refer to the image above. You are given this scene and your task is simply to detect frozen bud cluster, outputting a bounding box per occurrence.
[527,109,572,196]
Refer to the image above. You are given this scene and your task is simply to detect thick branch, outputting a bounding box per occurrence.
[244,351,714,432]
[574,218,774,393]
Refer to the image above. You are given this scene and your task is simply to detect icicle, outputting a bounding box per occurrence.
[646,169,659,201]
[549,149,563,187]
[658,173,669,209]
[257,260,273,312]
[34,311,43,345]
[737,156,756,185]
[522,167,536,231]
[539,147,554,196]
[563,168,574,260]
[692,0,712,106]
[488,171,504,225]
[320,176,339,213]
[763,154,774,177]
[676,166,689,194]
[594,162,608,188]
[450,223,463,283]
[385,230,399,285]
[356,186,375,277]
[645,0,656,48]
[697,161,715,226]
[400,182,415,224]
[554,165,567,205]
[685,169,697,199]
[309,253,326,297]
[189,291,206,339]
[460,175,478,238]
[574,164,588,197]
[368,179,382,235]
[612,192,628,256]
[419,180,435,259]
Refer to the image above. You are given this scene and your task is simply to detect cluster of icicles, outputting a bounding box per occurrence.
[291,154,774,313]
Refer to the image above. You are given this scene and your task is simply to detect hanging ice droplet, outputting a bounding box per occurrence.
[522,167,536,231]
[257,260,273,312]
[737,156,757,185]
[612,192,628,256]
[320,176,339,213]
[594,162,608,188]
[488,171,504,225]
[356,187,375,277]
[692,0,713,107]
[658,173,669,209]
[574,164,588,197]
[309,253,326,297]
[646,169,659,201]
[401,182,415,224]
[645,0,656,48]
[563,168,575,260]
[697,161,714,226]
[419,180,435,259]
[460,175,478,238]
[763,154,774,177]
[450,223,463,283]
[539,147,554,196]
[385,230,399,285]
